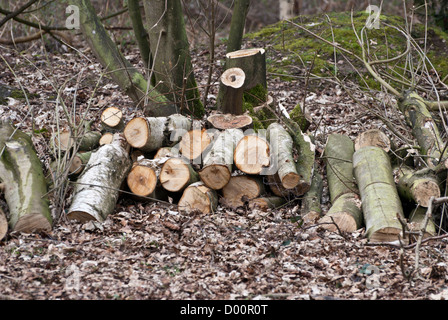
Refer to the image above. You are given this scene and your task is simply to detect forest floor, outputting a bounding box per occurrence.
[1,14,448,302]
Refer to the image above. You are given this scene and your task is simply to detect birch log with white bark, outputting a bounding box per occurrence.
[67,133,132,223]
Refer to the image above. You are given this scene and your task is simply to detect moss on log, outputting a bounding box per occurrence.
[353,146,405,242]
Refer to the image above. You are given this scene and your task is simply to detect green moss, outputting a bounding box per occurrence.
[289,103,310,132]
[241,84,273,131]
[246,11,448,90]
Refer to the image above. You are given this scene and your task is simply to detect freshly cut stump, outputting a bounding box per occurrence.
[178,182,218,214]
[354,129,391,152]
[234,135,270,175]
[218,67,245,115]
[127,159,162,197]
[207,113,253,130]
[248,196,286,211]
[160,158,199,192]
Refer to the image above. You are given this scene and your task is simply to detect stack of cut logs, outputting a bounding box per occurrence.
[65,108,316,224]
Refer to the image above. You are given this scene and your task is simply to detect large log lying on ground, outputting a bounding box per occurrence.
[199,129,244,190]
[301,170,323,223]
[319,134,362,232]
[398,91,448,168]
[0,121,52,233]
[124,114,191,153]
[178,181,218,214]
[266,123,300,189]
[221,175,265,209]
[67,133,132,222]
[353,146,405,242]
[233,134,270,175]
[394,165,440,208]
[281,117,315,195]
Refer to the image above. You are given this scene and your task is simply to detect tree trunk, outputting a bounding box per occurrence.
[226,0,250,53]
[223,48,267,90]
[0,121,52,233]
[199,129,244,190]
[221,175,265,209]
[394,165,440,208]
[409,207,436,239]
[124,114,191,153]
[233,134,270,174]
[70,0,176,116]
[353,146,405,242]
[99,132,114,146]
[178,181,218,214]
[101,106,124,132]
[218,67,245,115]
[398,91,447,168]
[67,133,132,223]
[160,157,199,192]
[143,0,203,117]
[267,123,300,189]
[128,0,151,70]
[320,134,362,232]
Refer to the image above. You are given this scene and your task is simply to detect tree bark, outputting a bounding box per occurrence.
[300,170,323,223]
[67,133,132,223]
[282,117,315,195]
[319,193,363,233]
[199,129,244,190]
[267,123,300,189]
[226,0,250,53]
[233,134,270,174]
[398,91,447,169]
[221,175,265,209]
[128,0,151,70]
[124,114,191,153]
[178,181,218,214]
[353,146,405,242]
[394,165,440,208]
[160,157,199,192]
[218,67,245,115]
[70,0,176,116]
[143,0,203,117]
[0,121,52,233]
[324,134,358,203]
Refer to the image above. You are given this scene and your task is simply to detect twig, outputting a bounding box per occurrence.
[0,0,39,28]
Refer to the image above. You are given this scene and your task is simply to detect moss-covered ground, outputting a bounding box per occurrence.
[245,11,448,91]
